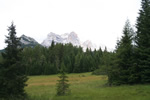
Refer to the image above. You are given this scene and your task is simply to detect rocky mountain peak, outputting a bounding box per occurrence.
[41,32,97,51]
[82,40,97,51]
[20,34,39,47]
[41,32,81,47]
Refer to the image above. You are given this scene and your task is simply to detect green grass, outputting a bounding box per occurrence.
[25,72,150,100]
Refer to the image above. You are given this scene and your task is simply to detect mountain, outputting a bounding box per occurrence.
[41,32,63,47]
[81,40,97,51]
[20,34,39,48]
[65,32,80,46]
[41,32,80,47]
[41,32,97,51]
[0,49,5,53]
[0,35,39,51]
[1,33,97,51]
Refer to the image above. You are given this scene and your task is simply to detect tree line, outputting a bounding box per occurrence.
[21,42,113,75]
[0,0,150,99]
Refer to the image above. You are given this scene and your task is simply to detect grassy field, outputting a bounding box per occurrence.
[25,72,150,100]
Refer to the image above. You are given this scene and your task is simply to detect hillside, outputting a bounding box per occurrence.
[20,34,39,48]
[0,49,5,53]
[0,35,40,51]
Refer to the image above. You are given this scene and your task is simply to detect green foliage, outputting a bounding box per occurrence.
[56,63,70,96]
[0,53,3,63]
[107,0,150,85]
[135,0,150,83]
[92,47,115,76]
[0,22,28,99]
[108,20,134,85]
[73,53,82,73]
[21,42,106,75]
[92,65,108,75]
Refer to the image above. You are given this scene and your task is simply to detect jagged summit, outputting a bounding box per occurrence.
[41,32,97,51]
[0,33,100,51]
[81,40,97,51]
[41,32,63,47]
[20,34,39,47]
[67,32,80,46]
[18,32,98,51]
[41,32,81,47]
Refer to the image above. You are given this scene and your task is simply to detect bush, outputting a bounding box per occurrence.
[92,68,107,75]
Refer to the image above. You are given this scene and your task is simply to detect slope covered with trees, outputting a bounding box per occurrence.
[21,42,112,75]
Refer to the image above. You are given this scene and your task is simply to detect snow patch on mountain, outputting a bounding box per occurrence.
[41,32,63,47]
[41,32,98,51]
[81,40,97,51]
[41,32,80,47]
[20,38,29,45]
[20,34,39,47]
[20,35,39,45]
[67,32,80,46]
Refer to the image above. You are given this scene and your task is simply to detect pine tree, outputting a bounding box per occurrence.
[0,22,28,99]
[73,53,82,73]
[108,20,134,85]
[56,63,70,96]
[135,0,150,83]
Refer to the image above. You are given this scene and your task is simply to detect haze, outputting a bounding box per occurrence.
[0,0,141,50]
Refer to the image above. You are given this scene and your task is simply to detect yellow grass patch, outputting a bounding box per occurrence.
[26,73,107,87]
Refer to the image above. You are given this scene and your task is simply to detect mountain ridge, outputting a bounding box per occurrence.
[20,34,40,48]
[0,32,98,51]
[41,32,97,51]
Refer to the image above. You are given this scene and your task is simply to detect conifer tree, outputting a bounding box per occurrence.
[0,22,28,99]
[73,53,82,73]
[135,0,150,83]
[108,20,134,85]
[56,63,70,96]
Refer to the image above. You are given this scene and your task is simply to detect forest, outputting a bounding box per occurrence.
[0,40,114,75]
[0,0,150,99]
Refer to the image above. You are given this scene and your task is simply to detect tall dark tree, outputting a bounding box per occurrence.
[108,20,134,85]
[0,22,28,99]
[135,0,150,83]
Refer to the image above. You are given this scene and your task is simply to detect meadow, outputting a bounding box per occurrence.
[26,72,150,100]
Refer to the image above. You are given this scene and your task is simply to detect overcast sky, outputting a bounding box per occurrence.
[0,0,141,50]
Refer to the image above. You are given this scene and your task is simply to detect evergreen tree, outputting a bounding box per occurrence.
[108,20,134,85]
[0,53,3,63]
[73,53,82,73]
[0,22,28,99]
[56,63,70,96]
[135,0,150,83]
